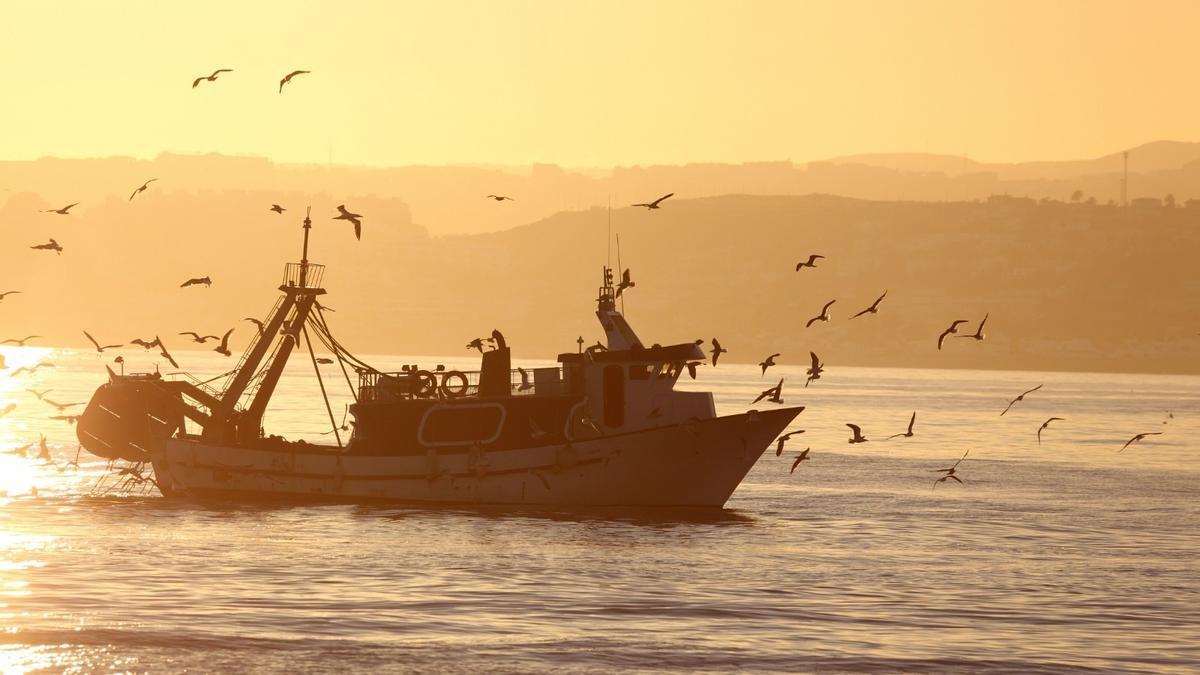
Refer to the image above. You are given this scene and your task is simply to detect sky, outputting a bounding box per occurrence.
[1,0,1197,168]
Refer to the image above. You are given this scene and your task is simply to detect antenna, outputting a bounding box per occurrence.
[300,206,312,288]
[616,233,624,315]
[607,196,612,269]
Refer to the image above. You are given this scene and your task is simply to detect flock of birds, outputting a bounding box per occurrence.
[590,197,1176,488]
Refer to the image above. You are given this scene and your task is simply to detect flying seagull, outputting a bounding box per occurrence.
[279,69,311,93]
[83,330,122,353]
[43,203,78,215]
[487,195,514,201]
[957,313,989,341]
[1119,432,1162,453]
[129,179,157,201]
[851,290,888,319]
[846,423,868,444]
[178,331,219,343]
[806,299,836,327]
[30,239,63,254]
[790,448,811,474]
[775,430,805,456]
[193,68,232,88]
[180,276,212,288]
[710,338,727,366]
[1000,384,1043,416]
[213,328,234,357]
[932,449,969,488]
[2,335,42,346]
[129,337,159,350]
[270,204,286,214]
[795,254,824,271]
[805,351,824,387]
[615,268,635,298]
[1037,417,1064,445]
[334,204,363,240]
[759,353,780,375]
[753,379,784,404]
[632,193,673,209]
[517,367,534,392]
[937,319,969,350]
[887,412,917,440]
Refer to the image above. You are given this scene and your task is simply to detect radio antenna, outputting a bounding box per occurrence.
[607,196,612,269]
[616,233,624,315]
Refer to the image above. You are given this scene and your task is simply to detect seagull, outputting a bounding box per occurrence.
[775,430,805,456]
[38,435,50,461]
[759,353,780,375]
[42,396,84,412]
[155,335,179,369]
[805,351,824,387]
[1037,417,1064,445]
[4,441,33,458]
[932,449,969,488]
[710,338,727,367]
[683,361,701,379]
[213,328,234,357]
[2,335,42,346]
[753,379,784,404]
[10,362,55,376]
[315,357,334,365]
[43,203,78,215]
[243,318,264,335]
[851,290,888,318]
[517,367,533,391]
[846,423,868,444]
[486,195,514,201]
[937,319,969,350]
[179,331,219,343]
[615,268,635,298]
[466,338,486,353]
[26,388,51,400]
[790,448,811,474]
[1119,432,1163,452]
[1000,384,1043,416]
[0,403,16,418]
[83,330,122,353]
[30,239,63,254]
[129,337,159,350]
[806,299,836,327]
[632,193,673,209]
[180,276,211,288]
[270,204,286,214]
[957,313,989,341]
[129,179,157,201]
[192,68,232,88]
[334,204,363,240]
[887,412,917,440]
[0,290,20,302]
[278,69,311,93]
[51,414,81,425]
[795,254,824,271]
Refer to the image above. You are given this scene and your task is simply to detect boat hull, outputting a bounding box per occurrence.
[152,407,800,507]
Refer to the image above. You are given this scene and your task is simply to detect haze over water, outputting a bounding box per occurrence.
[1,350,1196,673]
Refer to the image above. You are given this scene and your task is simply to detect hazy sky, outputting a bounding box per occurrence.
[2,1,1196,167]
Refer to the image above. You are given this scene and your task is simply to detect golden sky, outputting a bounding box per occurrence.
[1,0,1196,167]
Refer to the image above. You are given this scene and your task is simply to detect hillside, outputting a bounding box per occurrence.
[2,192,1197,375]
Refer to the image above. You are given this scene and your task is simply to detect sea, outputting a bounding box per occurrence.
[0,347,1197,674]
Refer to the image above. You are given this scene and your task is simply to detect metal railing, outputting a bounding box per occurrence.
[358,366,564,402]
[282,262,325,290]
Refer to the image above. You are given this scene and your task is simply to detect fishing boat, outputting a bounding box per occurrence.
[76,213,802,507]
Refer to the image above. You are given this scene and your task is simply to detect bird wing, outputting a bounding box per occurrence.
[192,76,205,88]
[938,329,952,350]
[790,456,802,473]
[806,315,821,328]
[873,290,888,307]
[651,193,674,206]
[354,221,362,240]
[851,307,871,319]
[83,330,100,350]
[907,412,916,433]
[218,328,234,349]
[846,423,861,434]
[212,69,232,76]
[952,449,969,468]
[822,298,837,313]
[977,313,989,332]
[809,352,820,369]
[179,332,200,339]
[1021,384,1044,397]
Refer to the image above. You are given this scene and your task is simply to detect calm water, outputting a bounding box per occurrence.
[1,348,1197,673]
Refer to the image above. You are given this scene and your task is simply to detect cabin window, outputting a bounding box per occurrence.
[603,365,624,428]
[629,364,650,380]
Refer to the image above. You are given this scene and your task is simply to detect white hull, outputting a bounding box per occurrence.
[152,407,800,507]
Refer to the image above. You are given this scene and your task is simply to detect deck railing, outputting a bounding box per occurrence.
[282,262,325,290]
[358,366,564,402]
